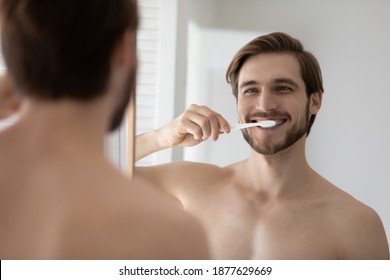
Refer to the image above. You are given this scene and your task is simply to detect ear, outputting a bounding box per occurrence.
[113,29,137,68]
[0,73,21,120]
[309,91,322,115]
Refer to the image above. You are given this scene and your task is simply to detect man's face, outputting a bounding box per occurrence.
[236,53,316,155]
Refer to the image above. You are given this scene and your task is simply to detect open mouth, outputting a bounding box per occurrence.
[250,118,287,129]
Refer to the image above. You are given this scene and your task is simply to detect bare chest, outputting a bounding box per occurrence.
[192,189,340,259]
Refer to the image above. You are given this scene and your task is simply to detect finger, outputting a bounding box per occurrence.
[188,113,211,141]
[196,105,230,140]
[178,118,203,141]
[186,105,214,140]
[216,113,231,134]
[208,115,220,141]
[186,104,230,140]
[194,105,221,141]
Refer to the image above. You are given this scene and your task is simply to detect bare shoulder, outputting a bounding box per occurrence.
[337,198,388,259]
[122,175,210,259]
[320,180,389,259]
[136,161,230,196]
[61,173,209,259]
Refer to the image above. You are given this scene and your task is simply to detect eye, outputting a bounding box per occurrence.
[243,88,259,96]
[275,86,292,93]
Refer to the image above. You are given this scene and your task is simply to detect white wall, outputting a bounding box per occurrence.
[184,26,258,163]
[183,0,390,245]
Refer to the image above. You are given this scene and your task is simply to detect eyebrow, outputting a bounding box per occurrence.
[273,78,299,88]
[239,80,259,89]
[239,78,299,90]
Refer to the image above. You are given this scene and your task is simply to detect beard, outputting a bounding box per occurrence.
[242,100,310,155]
[107,67,136,132]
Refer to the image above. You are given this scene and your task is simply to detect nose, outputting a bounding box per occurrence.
[256,89,277,111]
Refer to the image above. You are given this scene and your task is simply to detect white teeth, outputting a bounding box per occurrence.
[258,120,278,128]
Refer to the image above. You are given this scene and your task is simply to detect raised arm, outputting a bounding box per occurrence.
[135,104,231,201]
[136,104,231,161]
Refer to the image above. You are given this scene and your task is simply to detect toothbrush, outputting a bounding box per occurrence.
[229,120,277,131]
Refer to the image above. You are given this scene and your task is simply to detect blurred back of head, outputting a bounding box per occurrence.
[0,0,138,101]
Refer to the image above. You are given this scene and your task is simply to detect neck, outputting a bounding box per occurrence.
[14,97,110,159]
[241,137,314,197]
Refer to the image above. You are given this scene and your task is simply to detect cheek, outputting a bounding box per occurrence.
[291,95,309,115]
[236,100,249,121]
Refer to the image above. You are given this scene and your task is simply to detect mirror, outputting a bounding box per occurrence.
[135,0,390,246]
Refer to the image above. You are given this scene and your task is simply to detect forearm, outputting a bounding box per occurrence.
[136,104,230,161]
[136,129,170,161]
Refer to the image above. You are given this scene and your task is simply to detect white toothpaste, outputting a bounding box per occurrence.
[258,120,277,128]
[229,120,278,131]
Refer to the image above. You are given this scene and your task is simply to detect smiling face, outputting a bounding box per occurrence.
[237,53,321,155]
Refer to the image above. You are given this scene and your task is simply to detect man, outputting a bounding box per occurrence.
[136,32,389,259]
[0,0,209,259]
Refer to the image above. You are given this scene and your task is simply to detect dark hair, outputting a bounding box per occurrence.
[0,0,138,101]
[226,32,324,135]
